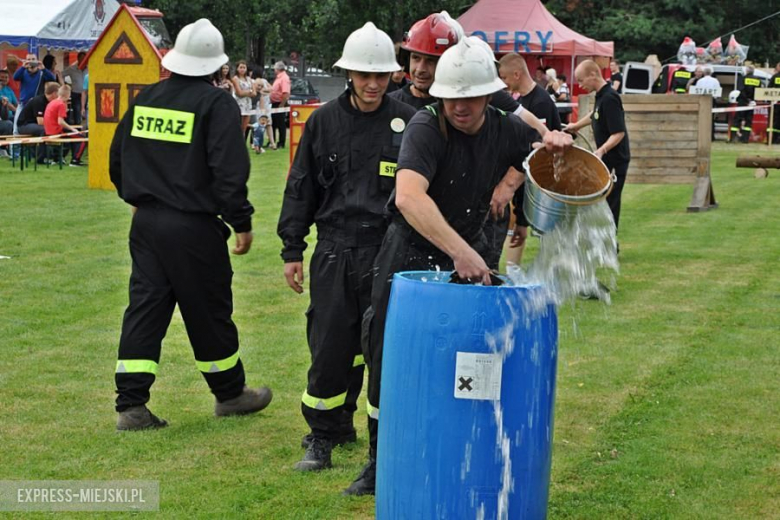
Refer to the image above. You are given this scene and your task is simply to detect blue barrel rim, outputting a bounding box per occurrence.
[394,270,544,292]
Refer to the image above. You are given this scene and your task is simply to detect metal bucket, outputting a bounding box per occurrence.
[522,145,614,234]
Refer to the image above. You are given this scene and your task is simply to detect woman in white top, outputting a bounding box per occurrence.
[231,60,254,135]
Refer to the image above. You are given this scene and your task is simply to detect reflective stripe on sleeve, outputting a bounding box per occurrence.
[195,351,240,373]
[353,354,365,367]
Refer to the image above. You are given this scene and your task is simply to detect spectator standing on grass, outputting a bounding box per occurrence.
[232,60,254,136]
[63,52,86,125]
[556,74,572,124]
[42,55,63,86]
[270,61,291,148]
[5,56,21,101]
[0,69,18,152]
[12,54,56,158]
[109,19,272,431]
[694,67,721,140]
[610,59,623,92]
[253,73,275,151]
[212,63,234,94]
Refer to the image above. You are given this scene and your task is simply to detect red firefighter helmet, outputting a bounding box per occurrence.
[401,12,460,57]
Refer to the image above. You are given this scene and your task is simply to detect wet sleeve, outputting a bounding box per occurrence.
[396,113,443,184]
[277,117,320,262]
[206,92,254,233]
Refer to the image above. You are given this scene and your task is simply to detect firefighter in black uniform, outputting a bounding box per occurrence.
[391,12,548,270]
[769,62,780,144]
[565,60,631,233]
[671,66,693,94]
[277,22,416,472]
[731,65,762,143]
[344,37,573,496]
[109,19,272,431]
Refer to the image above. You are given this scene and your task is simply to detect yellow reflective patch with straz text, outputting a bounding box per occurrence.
[379,161,397,177]
[131,106,195,144]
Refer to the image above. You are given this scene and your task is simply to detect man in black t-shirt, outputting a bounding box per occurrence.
[17,82,59,163]
[346,37,573,496]
[565,59,631,232]
[610,60,623,93]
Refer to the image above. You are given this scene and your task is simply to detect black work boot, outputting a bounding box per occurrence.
[301,429,357,449]
[343,457,376,496]
[215,386,273,417]
[294,436,333,471]
[116,405,168,431]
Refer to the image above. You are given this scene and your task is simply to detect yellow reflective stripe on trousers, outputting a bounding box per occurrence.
[302,390,347,410]
[116,359,158,375]
[353,354,365,367]
[195,351,240,373]
[131,105,195,144]
[367,401,379,420]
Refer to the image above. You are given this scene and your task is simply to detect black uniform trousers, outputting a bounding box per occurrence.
[115,205,246,411]
[605,161,629,232]
[362,222,486,457]
[772,104,780,144]
[302,236,375,438]
[731,106,753,143]
[271,102,287,148]
[17,123,47,163]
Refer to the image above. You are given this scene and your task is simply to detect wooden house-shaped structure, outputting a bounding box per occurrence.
[83,4,168,189]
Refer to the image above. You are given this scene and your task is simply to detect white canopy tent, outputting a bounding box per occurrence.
[0,0,120,53]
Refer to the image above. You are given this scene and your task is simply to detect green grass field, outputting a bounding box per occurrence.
[0,142,778,519]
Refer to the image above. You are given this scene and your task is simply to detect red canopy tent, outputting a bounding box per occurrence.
[458,0,613,91]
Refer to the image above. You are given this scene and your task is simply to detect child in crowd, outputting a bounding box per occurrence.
[43,84,86,165]
[252,114,271,154]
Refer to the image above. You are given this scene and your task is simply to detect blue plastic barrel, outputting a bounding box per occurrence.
[377,272,558,520]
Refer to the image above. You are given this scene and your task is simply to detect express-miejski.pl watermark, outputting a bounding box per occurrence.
[0,480,159,511]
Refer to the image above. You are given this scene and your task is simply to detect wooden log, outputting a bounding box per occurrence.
[735,156,780,169]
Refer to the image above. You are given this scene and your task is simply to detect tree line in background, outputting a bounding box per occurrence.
[143,0,780,73]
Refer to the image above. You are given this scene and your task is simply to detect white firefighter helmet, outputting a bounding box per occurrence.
[161,19,229,77]
[333,22,400,73]
[728,90,741,103]
[468,35,498,63]
[429,37,507,99]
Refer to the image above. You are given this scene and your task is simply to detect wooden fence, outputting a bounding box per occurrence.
[577,94,717,212]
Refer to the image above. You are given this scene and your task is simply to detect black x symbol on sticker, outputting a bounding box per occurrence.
[458,377,473,391]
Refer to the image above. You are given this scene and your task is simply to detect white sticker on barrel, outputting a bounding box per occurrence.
[454,352,502,401]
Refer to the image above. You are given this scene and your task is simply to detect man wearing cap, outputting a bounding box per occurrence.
[278,22,416,473]
[109,19,272,431]
[12,54,56,158]
[346,37,572,496]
